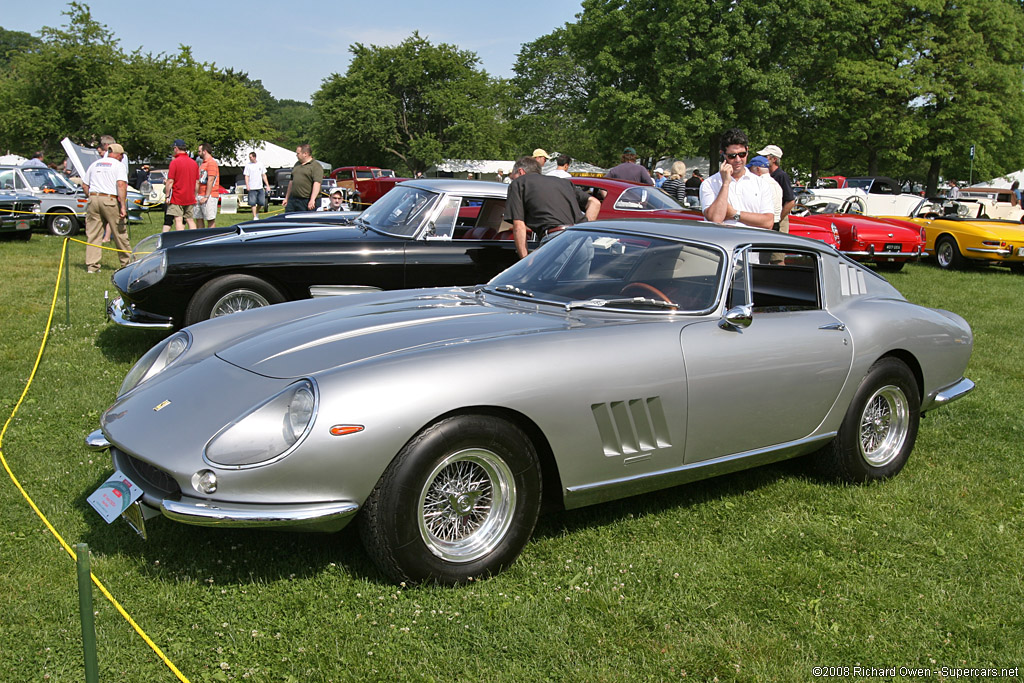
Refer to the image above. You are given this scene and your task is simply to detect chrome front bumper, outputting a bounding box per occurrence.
[107,295,174,330]
[924,377,975,411]
[161,497,359,531]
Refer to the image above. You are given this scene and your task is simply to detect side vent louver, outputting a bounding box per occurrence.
[591,397,672,457]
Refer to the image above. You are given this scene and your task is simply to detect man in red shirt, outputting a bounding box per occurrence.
[165,139,198,231]
[195,142,220,228]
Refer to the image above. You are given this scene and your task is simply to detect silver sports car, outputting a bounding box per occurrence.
[87,220,974,585]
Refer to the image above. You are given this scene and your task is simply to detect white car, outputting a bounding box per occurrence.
[797,176,923,217]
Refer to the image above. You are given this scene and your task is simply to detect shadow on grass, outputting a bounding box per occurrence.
[94,323,171,363]
[74,458,814,588]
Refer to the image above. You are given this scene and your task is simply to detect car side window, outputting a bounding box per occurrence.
[453,198,510,240]
[728,250,821,312]
[0,169,14,190]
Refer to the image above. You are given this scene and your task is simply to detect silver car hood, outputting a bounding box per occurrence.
[215,291,574,378]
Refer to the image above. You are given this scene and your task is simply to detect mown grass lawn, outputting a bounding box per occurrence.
[1,212,1021,682]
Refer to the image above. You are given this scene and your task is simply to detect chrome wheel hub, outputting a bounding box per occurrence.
[418,448,516,563]
[210,289,271,317]
[859,384,910,467]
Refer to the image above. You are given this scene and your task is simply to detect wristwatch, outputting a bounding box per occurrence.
[731,211,741,221]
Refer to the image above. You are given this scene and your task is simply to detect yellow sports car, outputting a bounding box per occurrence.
[880,199,1024,272]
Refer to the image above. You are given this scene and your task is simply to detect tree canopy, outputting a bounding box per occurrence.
[312,32,511,174]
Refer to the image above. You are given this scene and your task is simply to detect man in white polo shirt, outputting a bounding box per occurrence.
[82,143,131,273]
[700,127,773,229]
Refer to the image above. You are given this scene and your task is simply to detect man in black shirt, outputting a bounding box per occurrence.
[757,144,796,232]
[504,156,599,258]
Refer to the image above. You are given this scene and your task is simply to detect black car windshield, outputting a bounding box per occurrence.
[23,168,76,191]
[488,228,725,312]
[360,185,439,237]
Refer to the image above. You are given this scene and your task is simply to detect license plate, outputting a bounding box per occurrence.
[884,243,901,252]
[87,470,143,524]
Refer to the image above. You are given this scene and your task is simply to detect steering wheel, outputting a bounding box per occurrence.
[621,282,674,304]
[841,196,866,214]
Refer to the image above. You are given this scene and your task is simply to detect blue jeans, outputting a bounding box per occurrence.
[248,188,266,208]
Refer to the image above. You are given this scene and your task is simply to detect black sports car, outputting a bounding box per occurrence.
[107,179,527,329]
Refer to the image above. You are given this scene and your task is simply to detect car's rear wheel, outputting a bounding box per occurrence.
[359,414,542,585]
[874,261,904,273]
[184,274,285,326]
[812,357,920,482]
[935,235,964,270]
[47,210,79,237]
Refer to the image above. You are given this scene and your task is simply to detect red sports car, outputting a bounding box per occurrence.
[796,213,926,271]
[570,177,703,220]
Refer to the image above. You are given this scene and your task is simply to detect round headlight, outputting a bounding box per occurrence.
[204,380,318,468]
[118,331,191,397]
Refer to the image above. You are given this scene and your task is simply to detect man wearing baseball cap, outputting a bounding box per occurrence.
[165,139,198,232]
[532,148,550,173]
[605,147,654,185]
[756,144,795,232]
[82,143,131,272]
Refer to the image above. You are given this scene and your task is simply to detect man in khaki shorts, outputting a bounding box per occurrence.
[165,139,198,231]
[82,144,131,273]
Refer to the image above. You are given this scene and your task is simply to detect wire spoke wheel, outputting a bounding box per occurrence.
[209,289,271,317]
[858,385,911,467]
[417,448,516,563]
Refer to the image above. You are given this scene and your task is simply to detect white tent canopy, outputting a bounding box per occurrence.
[220,140,329,170]
[0,153,27,165]
[973,170,1024,188]
[428,157,607,176]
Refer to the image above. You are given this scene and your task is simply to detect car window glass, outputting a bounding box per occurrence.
[490,229,724,311]
[360,185,438,238]
[356,170,373,179]
[614,186,683,211]
[0,169,15,190]
[453,197,509,239]
[430,196,461,238]
[727,250,821,312]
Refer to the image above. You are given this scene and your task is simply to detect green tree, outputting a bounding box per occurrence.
[509,28,601,162]
[267,99,315,150]
[0,27,42,70]
[312,32,508,173]
[0,3,122,157]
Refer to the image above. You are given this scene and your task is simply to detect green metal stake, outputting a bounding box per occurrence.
[76,543,100,683]
[64,238,71,325]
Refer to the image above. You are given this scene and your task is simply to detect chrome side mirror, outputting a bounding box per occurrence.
[719,304,752,330]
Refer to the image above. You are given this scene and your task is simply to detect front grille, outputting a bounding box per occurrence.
[113,447,181,498]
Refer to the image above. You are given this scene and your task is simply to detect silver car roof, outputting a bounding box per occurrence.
[399,178,508,197]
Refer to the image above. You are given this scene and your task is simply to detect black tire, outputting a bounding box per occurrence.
[184,274,285,326]
[875,261,904,273]
[812,357,920,483]
[15,229,32,241]
[935,235,964,270]
[46,210,79,237]
[1009,263,1024,275]
[358,414,542,585]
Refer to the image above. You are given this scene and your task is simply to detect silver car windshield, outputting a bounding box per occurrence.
[360,185,439,238]
[22,167,77,191]
[488,229,725,312]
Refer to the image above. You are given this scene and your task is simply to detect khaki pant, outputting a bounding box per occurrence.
[85,196,130,272]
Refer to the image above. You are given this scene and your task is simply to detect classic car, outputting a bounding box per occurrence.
[955,187,1024,221]
[141,169,167,208]
[107,179,529,329]
[330,166,406,207]
[0,188,42,240]
[791,213,926,271]
[86,219,975,585]
[0,164,145,236]
[569,176,703,220]
[268,169,290,204]
[880,198,1024,271]
[797,176,923,217]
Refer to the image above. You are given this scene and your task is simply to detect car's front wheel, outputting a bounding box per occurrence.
[935,235,964,270]
[812,357,920,482]
[47,210,79,237]
[184,274,285,326]
[359,415,542,585]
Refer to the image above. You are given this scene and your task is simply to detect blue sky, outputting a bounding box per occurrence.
[2,1,585,102]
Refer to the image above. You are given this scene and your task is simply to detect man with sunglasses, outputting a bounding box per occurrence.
[700,128,773,229]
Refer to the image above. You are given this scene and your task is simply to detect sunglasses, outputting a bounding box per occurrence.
[725,151,748,160]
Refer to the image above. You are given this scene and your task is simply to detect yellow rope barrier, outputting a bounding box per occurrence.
[0,238,191,683]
